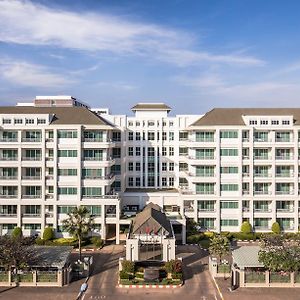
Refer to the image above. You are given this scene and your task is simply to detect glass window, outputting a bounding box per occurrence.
[220,149,238,156]
[220,131,238,138]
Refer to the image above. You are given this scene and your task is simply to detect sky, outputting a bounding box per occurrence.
[1,0,300,114]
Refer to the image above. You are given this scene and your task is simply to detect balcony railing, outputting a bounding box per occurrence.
[195,138,215,143]
[22,213,41,217]
[82,174,115,180]
[0,138,18,142]
[275,138,292,143]
[242,173,250,177]
[254,156,271,160]
[22,138,41,142]
[242,190,250,195]
[190,156,215,160]
[254,208,272,212]
[196,191,215,195]
[184,207,194,212]
[22,194,41,199]
[0,157,18,161]
[22,157,41,161]
[84,157,104,161]
[275,190,294,195]
[276,173,293,177]
[83,138,105,142]
[0,194,18,198]
[254,226,271,230]
[242,137,250,142]
[275,155,293,160]
[242,207,250,212]
[277,208,294,213]
[22,176,41,180]
[0,175,17,180]
[82,194,119,199]
[0,213,17,217]
[198,208,216,212]
[254,138,270,142]
[254,190,272,195]
[254,173,271,177]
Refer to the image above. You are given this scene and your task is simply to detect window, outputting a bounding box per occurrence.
[136,132,141,140]
[249,120,257,125]
[169,163,174,171]
[25,119,34,124]
[162,162,167,171]
[128,147,134,156]
[260,120,268,125]
[58,206,76,214]
[58,150,77,157]
[179,147,188,156]
[2,119,11,124]
[162,132,167,140]
[179,132,188,140]
[169,147,174,156]
[136,121,140,127]
[128,162,134,171]
[162,147,167,156]
[169,121,174,126]
[135,147,141,156]
[148,121,155,126]
[82,187,102,196]
[112,131,121,142]
[14,118,23,124]
[220,131,238,138]
[128,132,134,141]
[58,187,77,195]
[37,119,46,124]
[58,130,77,138]
[148,147,155,157]
[221,184,238,191]
[136,162,141,171]
[220,167,238,174]
[24,224,41,230]
[112,148,121,158]
[111,165,121,175]
[85,205,101,216]
[84,131,103,141]
[162,177,167,186]
[196,132,214,142]
[282,120,290,125]
[128,121,133,127]
[220,202,238,209]
[136,177,140,186]
[220,219,238,226]
[169,132,174,141]
[169,177,174,186]
[220,149,238,156]
[58,169,77,176]
[271,120,279,125]
[148,132,155,140]
[82,169,102,178]
[128,177,134,187]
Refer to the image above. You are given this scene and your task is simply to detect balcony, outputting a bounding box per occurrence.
[275,155,293,160]
[198,208,216,212]
[254,208,272,212]
[275,138,292,143]
[190,156,215,160]
[184,207,194,213]
[242,190,250,195]
[22,213,41,217]
[196,191,215,195]
[242,137,250,142]
[22,138,41,143]
[84,157,104,161]
[83,138,107,142]
[82,194,119,199]
[0,213,17,217]
[254,156,271,160]
[82,173,115,180]
[254,226,271,230]
[254,138,270,142]
[242,172,250,177]
[254,173,271,177]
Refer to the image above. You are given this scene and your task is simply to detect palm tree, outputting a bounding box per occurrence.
[62,206,94,261]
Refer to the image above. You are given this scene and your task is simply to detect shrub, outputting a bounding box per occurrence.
[172,272,183,280]
[204,231,215,239]
[35,237,45,245]
[165,260,175,274]
[187,233,204,244]
[91,236,104,248]
[122,260,135,273]
[135,272,144,279]
[135,266,144,273]
[43,227,54,241]
[53,238,78,246]
[271,222,281,234]
[12,227,22,238]
[164,260,182,274]
[241,221,252,234]
[174,260,182,273]
[232,232,255,240]
[221,232,234,240]
[120,270,131,280]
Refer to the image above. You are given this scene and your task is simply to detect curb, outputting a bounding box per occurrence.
[211,276,224,300]
[118,283,182,289]
[187,244,209,251]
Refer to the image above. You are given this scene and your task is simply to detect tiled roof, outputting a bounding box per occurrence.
[190,108,300,126]
[0,106,113,126]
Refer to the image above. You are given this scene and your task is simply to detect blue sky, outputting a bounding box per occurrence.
[1,0,300,114]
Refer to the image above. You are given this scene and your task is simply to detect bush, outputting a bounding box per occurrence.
[271,222,281,234]
[135,272,144,279]
[241,221,252,234]
[53,238,78,246]
[12,227,22,238]
[204,231,215,239]
[43,227,54,241]
[35,237,45,245]
[221,232,234,240]
[91,236,104,248]
[172,272,183,280]
[164,260,182,274]
[122,260,135,273]
[232,232,255,241]
[120,270,132,280]
[187,233,204,244]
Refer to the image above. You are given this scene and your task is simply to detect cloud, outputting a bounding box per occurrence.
[0,0,264,67]
[0,58,73,88]
[96,81,138,91]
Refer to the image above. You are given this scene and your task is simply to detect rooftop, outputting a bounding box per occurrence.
[0,106,113,126]
[232,246,264,268]
[190,108,300,126]
[131,103,171,111]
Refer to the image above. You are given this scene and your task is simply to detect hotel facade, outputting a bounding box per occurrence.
[0,96,299,244]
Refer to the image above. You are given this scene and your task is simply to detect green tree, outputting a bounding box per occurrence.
[209,235,230,262]
[240,221,252,234]
[0,235,36,283]
[42,227,54,241]
[62,206,94,261]
[12,227,22,238]
[271,222,281,234]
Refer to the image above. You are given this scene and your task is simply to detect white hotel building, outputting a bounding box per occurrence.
[0,96,300,244]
